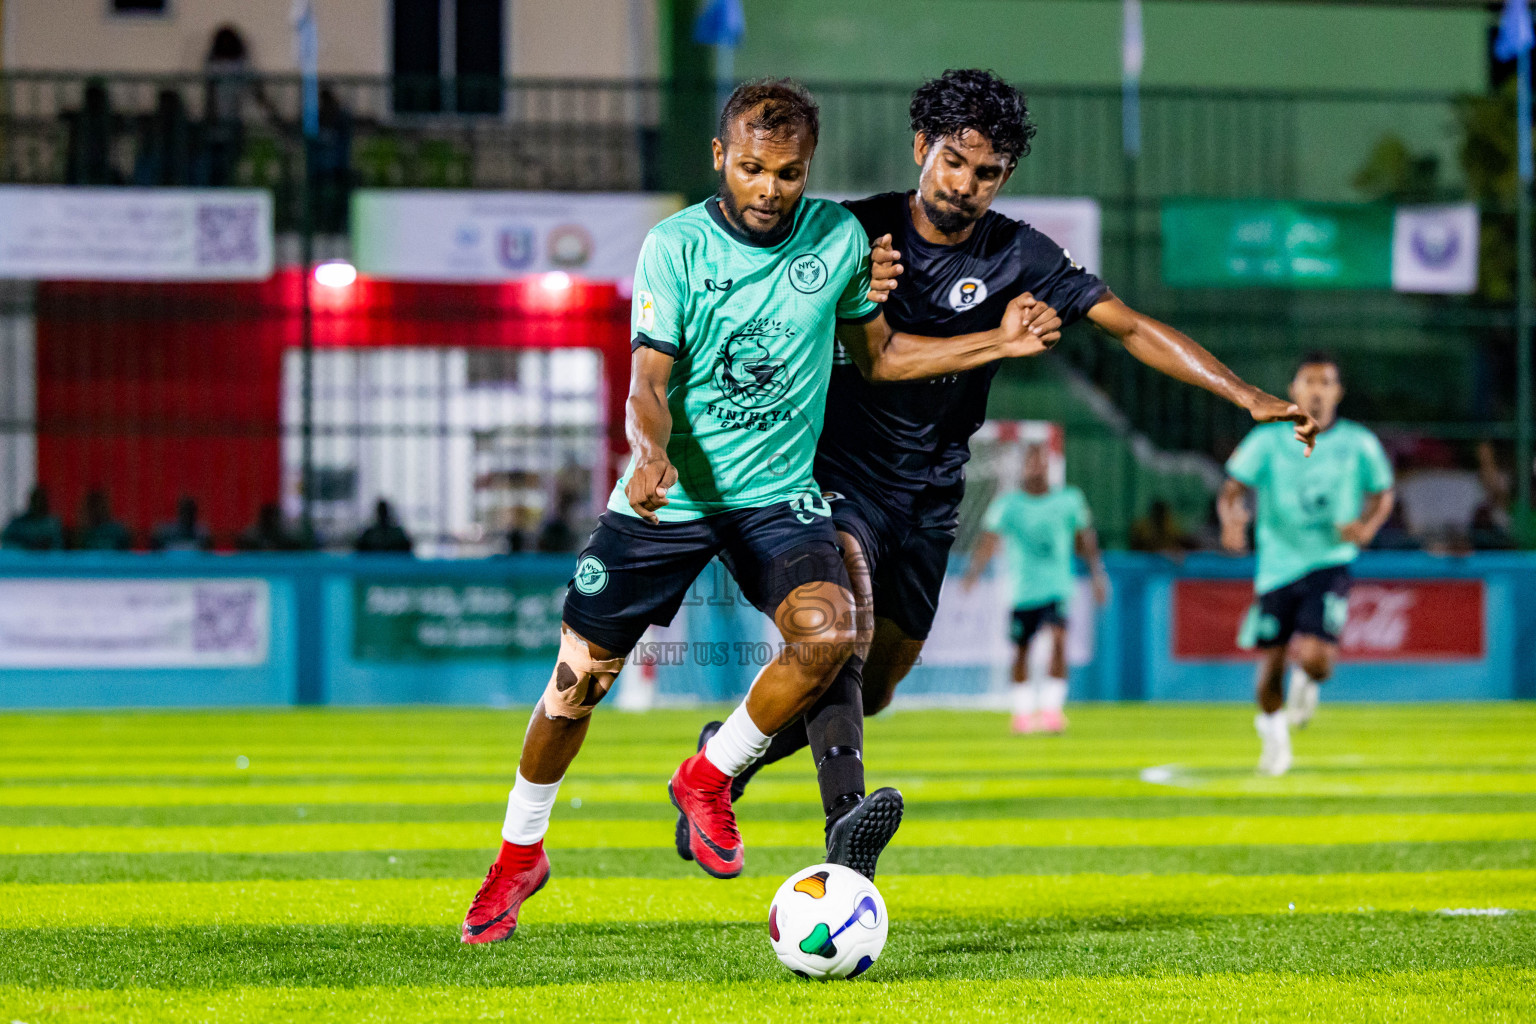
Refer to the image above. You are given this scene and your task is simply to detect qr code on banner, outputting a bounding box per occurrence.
[192,585,262,655]
[194,202,261,267]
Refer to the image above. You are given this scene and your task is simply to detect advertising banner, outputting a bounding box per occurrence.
[353,578,567,662]
[1172,578,1485,661]
[0,578,270,668]
[1161,200,1478,293]
[0,187,273,281]
[351,191,684,282]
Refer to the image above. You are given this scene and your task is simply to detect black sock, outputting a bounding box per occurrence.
[805,655,865,831]
[731,722,811,801]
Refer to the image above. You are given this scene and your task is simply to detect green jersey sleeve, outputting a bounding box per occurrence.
[834,222,880,324]
[631,231,687,357]
[1225,428,1270,487]
[1359,431,1395,493]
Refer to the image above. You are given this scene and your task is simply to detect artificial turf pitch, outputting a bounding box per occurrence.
[1,704,1533,1022]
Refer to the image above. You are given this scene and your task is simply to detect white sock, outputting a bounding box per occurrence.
[1041,678,1068,713]
[704,702,771,777]
[1258,708,1288,738]
[1289,665,1317,690]
[1012,681,1038,717]
[501,771,562,845]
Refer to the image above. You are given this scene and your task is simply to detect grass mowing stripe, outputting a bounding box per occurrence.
[1,972,1532,1024]
[12,792,1536,829]
[3,871,1532,927]
[5,840,1532,884]
[8,771,1536,808]
[1,919,1532,987]
[5,812,1534,855]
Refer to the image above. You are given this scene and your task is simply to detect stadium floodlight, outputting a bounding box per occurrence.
[539,271,572,293]
[314,260,358,288]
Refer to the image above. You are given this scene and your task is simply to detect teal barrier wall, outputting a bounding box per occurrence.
[0,550,1530,708]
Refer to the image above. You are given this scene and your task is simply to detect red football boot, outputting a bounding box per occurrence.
[460,842,550,944]
[668,751,744,879]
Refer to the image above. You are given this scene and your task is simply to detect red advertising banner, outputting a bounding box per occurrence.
[1173,579,1485,661]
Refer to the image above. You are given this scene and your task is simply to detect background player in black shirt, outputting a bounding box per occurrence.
[684,69,1317,877]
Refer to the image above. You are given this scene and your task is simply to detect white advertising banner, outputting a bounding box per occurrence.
[1392,204,1479,295]
[0,579,270,668]
[0,187,273,281]
[351,190,684,282]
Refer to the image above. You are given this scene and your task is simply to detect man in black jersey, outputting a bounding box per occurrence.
[681,69,1318,878]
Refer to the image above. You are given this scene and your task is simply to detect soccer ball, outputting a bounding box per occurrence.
[768,863,888,980]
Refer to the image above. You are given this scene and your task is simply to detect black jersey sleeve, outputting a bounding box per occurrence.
[1017,225,1108,326]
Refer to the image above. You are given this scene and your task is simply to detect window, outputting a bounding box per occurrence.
[111,0,168,13]
[391,0,504,115]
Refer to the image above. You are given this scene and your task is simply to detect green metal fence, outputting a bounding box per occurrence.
[0,72,1521,549]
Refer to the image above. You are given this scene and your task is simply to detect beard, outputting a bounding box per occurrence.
[717,177,797,246]
[919,190,982,235]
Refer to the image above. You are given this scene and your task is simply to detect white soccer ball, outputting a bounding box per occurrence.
[768,862,888,980]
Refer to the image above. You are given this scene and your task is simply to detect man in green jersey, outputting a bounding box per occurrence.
[461,79,1064,942]
[1219,352,1396,776]
[963,441,1108,734]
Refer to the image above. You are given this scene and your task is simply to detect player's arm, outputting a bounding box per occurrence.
[622,346,678,525]
[961,532,1001,592]
[837,294,1061,383]
[1217,478,1253,554]
[1340,488,1395,547]
[1075,526,1110,605]
[1086,294,1319,454]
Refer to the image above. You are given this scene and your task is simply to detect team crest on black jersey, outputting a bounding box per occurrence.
[787,253,828,294]
[713,318,797,409]
[949,277,988,310]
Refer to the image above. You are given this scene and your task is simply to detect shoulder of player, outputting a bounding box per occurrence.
[645,201,716,245]
[1060,484,1088,503]
[799,196,869,241]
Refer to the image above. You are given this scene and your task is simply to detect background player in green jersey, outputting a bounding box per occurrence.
[461,79,1063,942]
[1219,352,1397,776]
[964,442,1108,734]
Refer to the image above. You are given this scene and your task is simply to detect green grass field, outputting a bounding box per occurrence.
[2,703,1534,1022]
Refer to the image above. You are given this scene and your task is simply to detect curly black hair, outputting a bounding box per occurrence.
[718,78,820,148]
[909,69,1036,165]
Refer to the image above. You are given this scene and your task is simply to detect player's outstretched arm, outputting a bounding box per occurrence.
[1075,527,1110,605]
[961,532,1001,593]
[1086,294,1320,455]
[1340,488,1396,547]
[1217,479,1252,554]
[838,293,1061,383]
[623,347,679,525]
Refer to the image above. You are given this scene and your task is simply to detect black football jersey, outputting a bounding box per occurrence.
[815,191,1108,526]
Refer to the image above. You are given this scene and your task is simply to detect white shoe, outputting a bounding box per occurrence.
[1255,712,1292,776]
[1286,676,1320,729]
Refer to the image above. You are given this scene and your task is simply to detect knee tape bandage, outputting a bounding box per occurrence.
[540,627,627,720]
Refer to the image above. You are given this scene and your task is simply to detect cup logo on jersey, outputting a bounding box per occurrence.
[949,277,988,310]
[788,253,829,294]
[712,318,798,410]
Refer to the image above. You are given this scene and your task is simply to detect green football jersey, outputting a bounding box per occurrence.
[1226,418,1394,594]
[982,485,1091,610]
[608,197,879,521]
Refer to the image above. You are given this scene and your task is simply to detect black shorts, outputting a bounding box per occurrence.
[1240,564,1353,650]
[560,501,850,656]
[819,473,955,642]
[1010,602,1065,646]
